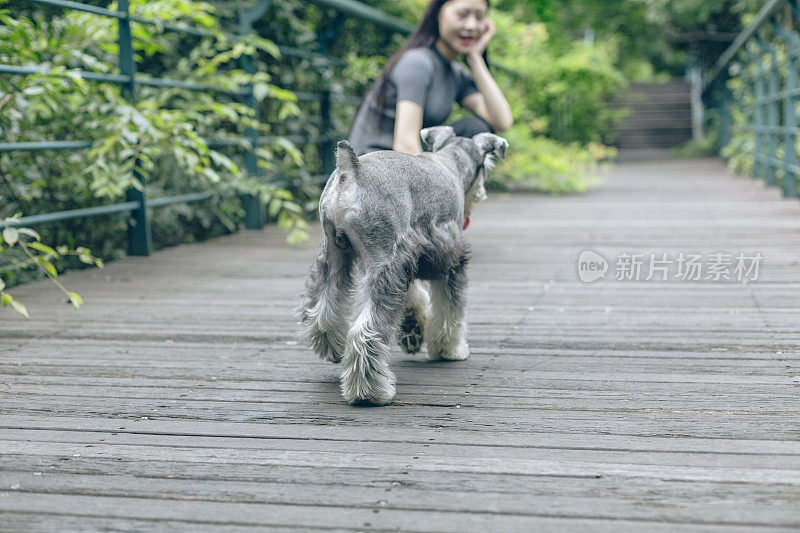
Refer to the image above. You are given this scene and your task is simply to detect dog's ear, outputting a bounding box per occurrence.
[420,126,456,152]
[472,132,508,160]
[336,140,360,173]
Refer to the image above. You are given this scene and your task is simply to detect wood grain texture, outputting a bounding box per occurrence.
[1,157,799,531]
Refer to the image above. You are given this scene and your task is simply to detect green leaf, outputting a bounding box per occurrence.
[1,293,11,306]
[253,82,269,102]
[35,257,58,277]
[11,299,29,318]
[17,227,40,240]
[28,241,59,257]
[67,292,83,310]
[3,227,19,245]
[287,228,309,245]
[268,198,282,217]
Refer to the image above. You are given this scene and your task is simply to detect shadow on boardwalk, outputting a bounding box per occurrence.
[1,158,799,531]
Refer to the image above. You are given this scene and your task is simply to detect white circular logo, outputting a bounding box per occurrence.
[578,250,608,283]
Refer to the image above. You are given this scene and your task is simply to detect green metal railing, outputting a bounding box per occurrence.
[1,0,412,254]
[703,0,800,197]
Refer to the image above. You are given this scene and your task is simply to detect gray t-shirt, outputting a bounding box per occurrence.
[348,46,479,156]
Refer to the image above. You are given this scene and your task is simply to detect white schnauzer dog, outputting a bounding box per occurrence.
[298,125,508,405]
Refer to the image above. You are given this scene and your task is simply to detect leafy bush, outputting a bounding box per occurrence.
[491,13,628,145]
[488,125,613,193]
[0,0,311,294]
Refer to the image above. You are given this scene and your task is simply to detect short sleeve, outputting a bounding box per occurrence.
[455,63,479,104]
[390,49,434,107]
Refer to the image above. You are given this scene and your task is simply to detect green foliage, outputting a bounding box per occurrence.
[489,125,614,193]
[494,0,763,80]
[1,215,102,317]
[491,14,628,145]
[0,0,313,293]
[672,137,717,159]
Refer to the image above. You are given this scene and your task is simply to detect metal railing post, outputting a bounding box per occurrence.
[772,14,800,197]
[118,0,152,256]
[239,0,271,229]
[756,36,779,186]
[747,47,767,180]
[718,78,733,155]
[786,20,800,197]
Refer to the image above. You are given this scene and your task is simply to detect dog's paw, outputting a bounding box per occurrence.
[398,308,425,354]
[340,362,396,406]
[428,338,469,361]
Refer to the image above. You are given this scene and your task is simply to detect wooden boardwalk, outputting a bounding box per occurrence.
[1,157,800,531]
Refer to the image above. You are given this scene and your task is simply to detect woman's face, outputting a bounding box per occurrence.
[437,0,488,56]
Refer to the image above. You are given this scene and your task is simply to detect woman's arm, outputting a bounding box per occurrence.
[393,99,424,154]
[463,19,513,133]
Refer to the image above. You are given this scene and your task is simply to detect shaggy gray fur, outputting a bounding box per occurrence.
[299,126,508,405]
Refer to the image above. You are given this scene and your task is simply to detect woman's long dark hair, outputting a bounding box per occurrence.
[353,0,490,129]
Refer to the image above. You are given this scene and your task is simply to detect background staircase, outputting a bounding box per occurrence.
[612,80,693,160]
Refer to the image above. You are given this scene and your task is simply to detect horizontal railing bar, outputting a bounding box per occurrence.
[148,192,213,207]
[256,135,312,144]
[0,65,221,94]
[0,64,130,84]
[204,136,314,148]
[4,201,140,227]
[4,192,218,228]
[307,0,413,34]
[27,0,124,19]
[293,91,360,104]
[0,64,365,102]
[754,87,800,103]
[270,173,329,189]
[752,153,800,174]
[0,64,243,95]
[753,125,800,133]
[135,76,244,95]
[704,0,787,92]
[278,45,347,65]
[0,140,92,152]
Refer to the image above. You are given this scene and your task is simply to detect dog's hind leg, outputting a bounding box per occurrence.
[340,260,408,405]
[298,237,354,363]
[427,246,470,361]
[398,280,429,354]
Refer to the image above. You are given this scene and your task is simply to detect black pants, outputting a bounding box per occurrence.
[449,115,494,138]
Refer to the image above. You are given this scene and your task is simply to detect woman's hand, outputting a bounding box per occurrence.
[466,17,495,62]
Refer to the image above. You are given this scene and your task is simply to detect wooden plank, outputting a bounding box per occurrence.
[2,471,799,527]
[4,415,799,454]
[2,428,799,470]
[3,496,789,532]
[1,158,799,529]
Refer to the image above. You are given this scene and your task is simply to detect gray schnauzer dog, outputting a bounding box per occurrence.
[298,126,508,405]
